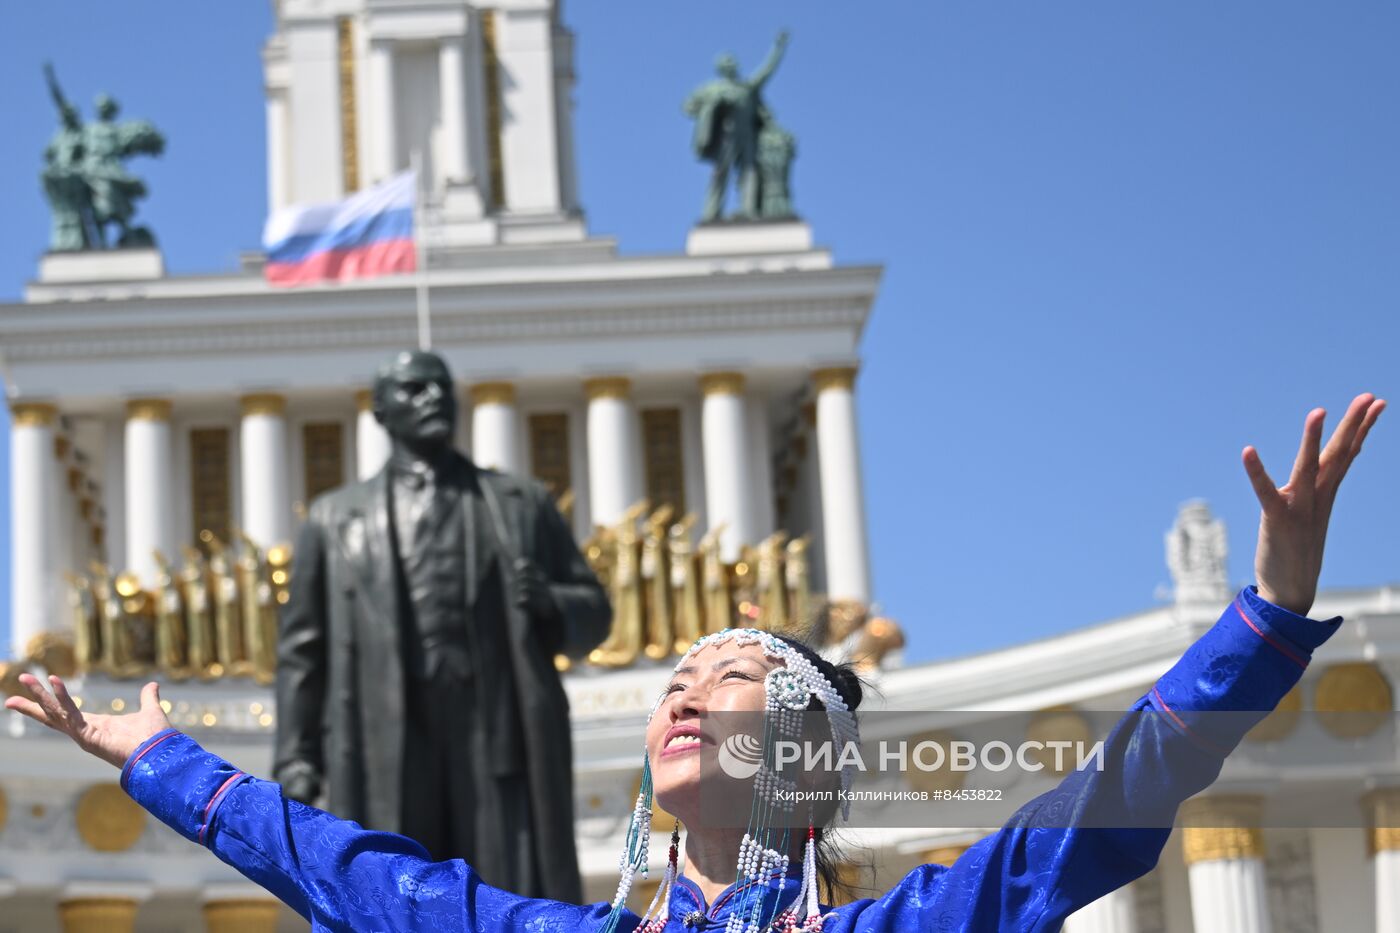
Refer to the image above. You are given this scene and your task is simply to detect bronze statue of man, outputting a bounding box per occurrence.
[684,31,789,222]
[274,350,611,901]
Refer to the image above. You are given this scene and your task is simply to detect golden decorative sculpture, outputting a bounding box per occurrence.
[63,572,102,672]
[180,545,220,678]
[0,662,22,698]
[641,505,676,660]
[699,523,731,634]
[784,535,812,630]
[75,783,147,852]
[851,616,906,673]
[826,600,869,644]
[90,565,142,678]
[151,550,190,680]
[237,532,280,685]
[756,532,790,631]
[204,532,252,677]
[112,506,906,678]
[589,501,649,667]
[0,781,7,835]
[668,513,703,653]
[25,631,78,679]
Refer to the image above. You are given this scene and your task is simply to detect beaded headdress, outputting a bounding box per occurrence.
[602,628,861,933]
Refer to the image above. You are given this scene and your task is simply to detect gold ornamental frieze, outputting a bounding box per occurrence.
[0,782,8,835]
[75,783,147,852]
[55,487,891,682]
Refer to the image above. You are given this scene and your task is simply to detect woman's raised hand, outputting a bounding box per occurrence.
[3,674,173,769]
[1243,393,1386,617]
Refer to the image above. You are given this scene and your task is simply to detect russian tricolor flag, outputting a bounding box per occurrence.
[262,171,417,286]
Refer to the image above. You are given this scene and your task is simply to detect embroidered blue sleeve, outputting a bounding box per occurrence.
[121,730,611,932]
[819,588,1343,932]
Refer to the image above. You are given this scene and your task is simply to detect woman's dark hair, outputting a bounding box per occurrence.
[770,631,872,906]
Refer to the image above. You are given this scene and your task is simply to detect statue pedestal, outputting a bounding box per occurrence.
[38,248,165,284]
[685,220,812,257]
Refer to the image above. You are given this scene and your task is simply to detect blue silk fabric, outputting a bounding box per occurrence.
[122,587,1338,932]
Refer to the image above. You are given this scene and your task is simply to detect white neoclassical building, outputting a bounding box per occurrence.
[1,3,1396,932]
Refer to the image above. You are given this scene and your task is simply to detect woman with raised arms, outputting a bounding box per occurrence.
[7,394,1385,932]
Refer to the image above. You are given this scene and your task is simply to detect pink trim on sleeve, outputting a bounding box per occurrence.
[198,772,246,845]
[1233,601,1307,669]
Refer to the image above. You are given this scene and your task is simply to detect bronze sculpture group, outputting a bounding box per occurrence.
[41,63,164,252]
[684,31,798,222]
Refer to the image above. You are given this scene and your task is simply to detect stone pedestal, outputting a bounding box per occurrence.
[685,220,812,256]
[38,248,165,283]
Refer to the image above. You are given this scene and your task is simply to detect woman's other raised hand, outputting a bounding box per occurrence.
[3,674,173,769]
[1243,393,1386,616]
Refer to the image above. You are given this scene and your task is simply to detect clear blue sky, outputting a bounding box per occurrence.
[2,2,1397,663]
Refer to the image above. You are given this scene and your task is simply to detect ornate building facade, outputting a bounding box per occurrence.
[0,3,1396,932]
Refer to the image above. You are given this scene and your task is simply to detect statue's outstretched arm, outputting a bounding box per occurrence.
[43,62,71,115]
[749,29,790,89]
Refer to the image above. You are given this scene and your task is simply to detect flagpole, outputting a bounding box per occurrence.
[410,149,432,351]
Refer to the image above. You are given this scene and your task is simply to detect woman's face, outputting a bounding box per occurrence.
[646,641,777,821]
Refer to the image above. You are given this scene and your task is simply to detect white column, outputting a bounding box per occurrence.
[494,4,561,212]
[584,377,643,527]
[1370,788,1400,932]
[10,404,58,659]
[700,373,756,562]
[469,382,521,472]
[239,394,293,548]
[1183,796,1272,933]
[355,390,391,480]
[368,38,398,183]
[1065,887,1137,932]
[124,399,175,588]
[265,88,289,213]
[813,367,872,604]
[439,35,472,185]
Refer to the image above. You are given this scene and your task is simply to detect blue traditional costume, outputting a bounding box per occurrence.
[121,587,1336,932]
